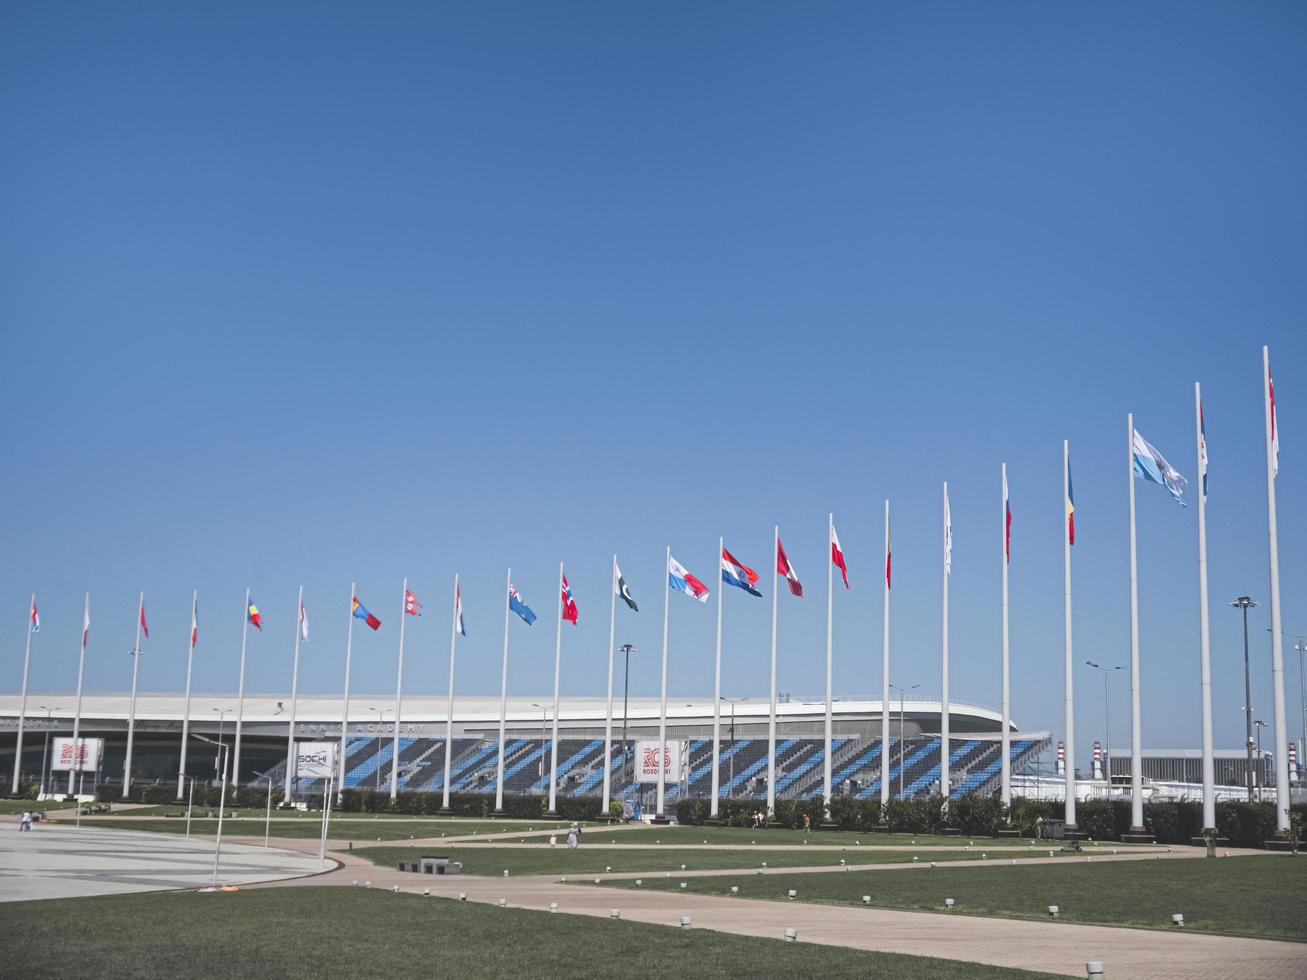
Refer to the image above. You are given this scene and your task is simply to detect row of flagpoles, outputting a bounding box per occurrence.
[8,347,1291,835]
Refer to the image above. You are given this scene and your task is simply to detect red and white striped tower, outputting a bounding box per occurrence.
[1289,743,1299,784]
[1092,741,1103,781]
[1056,740,1065,776]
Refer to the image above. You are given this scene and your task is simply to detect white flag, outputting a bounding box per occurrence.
[299,597,309,643]
[944,485,953,576]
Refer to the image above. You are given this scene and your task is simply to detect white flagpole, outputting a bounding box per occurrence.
[178,590,197,799]
[1001,464,1012,810]
[1127,414,1145,832]
[824,513,834,809]
[69,593,89,795]
[1263,346,1290,835]
[656,546,671,819]
[123,591,145,794]
[767,525,779,818]
[441,574,459,812]
[494,568,512,814]
[941,484,950,809]
[548,562,564,816]
[11,594,35,794]
[602,557,617,815]
[880,501,891,806]
[234,586,250,790]
[337,582,355,804]
[1195,384,1215,833]
[390,577,408,800]
[710,538,724,818]
[284,585,303,804]
[1063,444,1077,830]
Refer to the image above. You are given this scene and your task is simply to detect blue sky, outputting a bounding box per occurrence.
[2,2,1304,767]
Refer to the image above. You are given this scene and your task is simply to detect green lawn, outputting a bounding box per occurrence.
[353,844,1067,877]
[600,855,1307,942]
[73,816,567,841]
[585,826,1062,848]
[0,887,1059,979]
[0,799,78,815]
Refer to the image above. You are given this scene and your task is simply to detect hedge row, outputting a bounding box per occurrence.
[674,796,1306,848]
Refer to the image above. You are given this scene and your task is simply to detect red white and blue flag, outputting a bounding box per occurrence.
[454,583,466,636]
[30,597,39,634]
[831,522,849,588]
[777,536,803,597]
[668,556,710,603]
[298,596,309,642]
[1004,473,1013,563]
[405,589,423,616]
[721,548,762,597]
[561,574,579,625]
[1268,356,1279,478]
[191,599,199,648]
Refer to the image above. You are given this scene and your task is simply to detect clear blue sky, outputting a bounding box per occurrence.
[3,2,1304,767]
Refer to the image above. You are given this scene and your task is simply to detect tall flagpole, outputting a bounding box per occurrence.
[11,594,35,794]
[234,586,250,790]
[390,576,408,800]
[123,592,145,794]
[767,525,779,818]
[1063,444,1077,830]
[441,574,460,812]
[941,484,950,808]
[1195,384,1215,833]
[710,538,724,818]
[284,585,303,804]
[1263,346,1290,835]
[178,590,197,799]
[823,513,834,809]
[548,562,564,816]
[494,568,512,814]
[69,593,90,795]
[1001,464,1012,810]
[337,582,356,804]
[1126,414,1145,832]
[880,501,891,806]
[602,557,617,815]
[656,546,671,820]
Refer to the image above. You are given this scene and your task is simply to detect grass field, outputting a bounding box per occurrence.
[71,816,567,841]
[0,799,78,815]
[598,855,1307,942]
[573,826,1074,848]
[353,844,1069,877]
[0,887,1060,979]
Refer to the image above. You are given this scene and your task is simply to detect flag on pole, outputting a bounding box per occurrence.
[615,562,638,612]
[1268,357,1279,478]
[1067,457,1076,546]
[561,575,579,625]
[1132,428,1188,505]
[509,586,537,625]
[1005,477,1013,563]
[777,537,803,596]
[885,528,892,590]
[191,601,199,648]
[944,487,953,576]
[721,548,762,596]
[352,596,381,630]
[1199,401,1209,501]
[30,597,39,633]
[140,601,150,640]
[668,556,710,602]
[298,596,309,642]
[82,603,90,648]
[248,600,263,631]
[455,584,466,636]
[404,589,423,616]
[831,522,849,588]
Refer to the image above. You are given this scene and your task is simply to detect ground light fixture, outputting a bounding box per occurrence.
[680,882,687,889]
[945,898,955,909]
[610,909,621,919]
[549,903,558,913]
[458,893,466,901]
[423,889,430,897]
[634,879,642,887]
[862,895,871,904]
[1087,963,1104,979]
[1048,905,1060,918]
[730,886,739,894]
[1172,913,1185,927]
[680,916,692,928]
[498,898,507,908]
[784,928,798,942]
[787,889,797,899]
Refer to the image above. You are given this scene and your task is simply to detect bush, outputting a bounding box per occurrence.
[950,795,1007,836]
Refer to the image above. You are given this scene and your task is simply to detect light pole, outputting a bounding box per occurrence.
[531,703,548,778]
[720,697,746,790]
[889,683,920,799]
[179,774,197,838]
[38,705,62,798]
[369,707,389,792]
[1085,662,1123,780]
[619,644,636,785]
[191,732,229,887]
[212,708,231,787]
[1232,597,1258,803]
[1254,720,1268,802]
[252,771,274,848]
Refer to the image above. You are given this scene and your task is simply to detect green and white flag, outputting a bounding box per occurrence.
[615,562,638,612]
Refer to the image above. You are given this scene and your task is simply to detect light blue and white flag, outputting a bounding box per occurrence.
[1132,428,1188,506]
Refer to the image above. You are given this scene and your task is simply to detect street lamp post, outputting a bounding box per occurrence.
[252,771,274,848]
[1232,597,1258,803]
[38,705,62,798]
[212,708,231,787]
[720,697,746,790]
[1254,720,1268,802]
[368,707,389,792]
[191,732,230,887]
[619,644,636,785]
[1085,662,1123,780]
[531,703,548,778]
[889,683,921,799]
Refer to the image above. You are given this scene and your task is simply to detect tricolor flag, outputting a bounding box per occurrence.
[561,574,579,625]
[615,561,638,612]
[1268,356,1279,478]
[776,537,803,596]
[943,487,953,576]
[140,600,150,640]
[191,600,199,648]
[404,589,423,616]
[668,556,710,603]
[1004,475,1012,563]
[248,600,263,631]
[509,585,537,625]
[831,522,849,588]
[30,597,39,634]
[352,596,381,630]
[1067,458,1076,546]
[721,548,762,597]
[298,597,309,642]
[1132,428,1188,505]
[454,584,466,636]
[1199,401,1209,501]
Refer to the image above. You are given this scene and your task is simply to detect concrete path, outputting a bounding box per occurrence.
[0,824,330,902]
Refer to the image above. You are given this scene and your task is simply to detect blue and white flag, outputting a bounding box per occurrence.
[1132,428,1188,505]
[1198,402,1208,501]
[508,585,536,625]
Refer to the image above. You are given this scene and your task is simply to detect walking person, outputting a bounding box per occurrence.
[20,811,32,832]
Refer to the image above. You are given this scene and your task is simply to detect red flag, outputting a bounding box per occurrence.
[777,537,803,597]
[561,575,579,625]
[139,600,150,639]
[404,589,423,616]
[191,601,198,648]
[830,521,849,589]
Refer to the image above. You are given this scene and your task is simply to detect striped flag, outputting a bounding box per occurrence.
[30,597,39,634]
[1005,473,1013,563]
[1067,458,1076,546]
[831,521,849,588]
[777,537,803,596]
[298,596,309,642]
[454,583,466,636]
[191,599,198,648]
[1268,356,1279,478]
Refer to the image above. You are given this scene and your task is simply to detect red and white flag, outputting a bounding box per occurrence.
[561,574,579,625]
[30,596,40,633]
[1268,354,1280,478]
[139,599,150,640]
[298,596,309,642]
[777,536,803,597]
[404,589,422,616]
[82,601,91,648]
[190,599,198,648]
[830,521,849,589]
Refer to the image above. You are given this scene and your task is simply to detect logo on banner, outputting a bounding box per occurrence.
[634,740,684,783]
[294,741,338,779]
[52,737,103,772]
